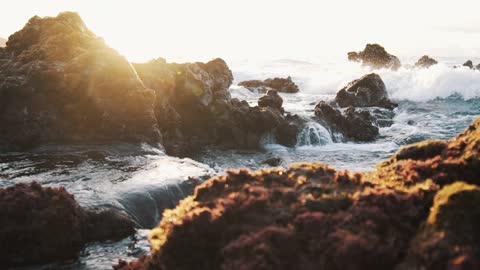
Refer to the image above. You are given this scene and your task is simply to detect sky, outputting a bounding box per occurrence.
[1,0,480,62]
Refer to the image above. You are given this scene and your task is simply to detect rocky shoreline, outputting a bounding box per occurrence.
[1,11,480,270]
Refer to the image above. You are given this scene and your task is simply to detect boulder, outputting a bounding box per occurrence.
[347,44,401,70]
[258,89,283,111]
[415,55,438,68]
[0,182,136,267]
[314,102,379,142]
[335,73,397,110]
[0,12,161,149]
[238,76,299,93]
[115,116,480,270]
[463,60,474,69]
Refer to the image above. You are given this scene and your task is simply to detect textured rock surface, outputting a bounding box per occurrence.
[0,12,161,148]
[114,117,480,270]
[135,60,302,154]
[314,101,379,142]
[0,182,136,267]
[335,73,397,110]
[238,76,299,93]
[415,55,438,68]
[348,44,401,70]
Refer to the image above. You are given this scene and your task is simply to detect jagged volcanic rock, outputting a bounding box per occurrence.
[0,182,136,267]
[134,59,302,154]
[335,73,397,110]
[0,12,161,148]
[415,55,438,68]
[314,101,379,142]
[238,76,300,93]
[114,116,480,270]
[348,44,401,70]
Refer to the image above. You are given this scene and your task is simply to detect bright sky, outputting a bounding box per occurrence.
[1,0,480,62]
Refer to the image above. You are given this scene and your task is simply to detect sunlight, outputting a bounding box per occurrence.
[2,0,480,61]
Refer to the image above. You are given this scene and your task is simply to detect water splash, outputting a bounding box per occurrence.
[297,122,333,146]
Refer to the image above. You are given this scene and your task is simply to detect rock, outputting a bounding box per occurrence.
[115,116,480,270]
[415,55,438,68]
[335,73,397,110]
[398,182,480,270]
[476,64,480,70]
[314,102,379,142]
[463,60,474,69]
[258,89,283,111]
[262,157,283,166]
[274,114,305,146]
[347,44,401,70]
[135,60,303,154]
[0,182,136,267]
[238,76,300,93]
[0,12,161,148]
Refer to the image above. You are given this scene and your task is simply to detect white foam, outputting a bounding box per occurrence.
[230,59,480,102]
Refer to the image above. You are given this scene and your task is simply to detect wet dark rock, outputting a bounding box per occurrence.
[262,157,283,166]
[116,116,480,270]
[274,114,305,146]
[314,101,379,142]
[415,55,438,68]
[238,76,300,93]
[463,60,474,69]
[335,73,397,110]
[0,12,161,149]
[258,89,283,111]
[347,44,401,70]
[0,182,136,267]
[135,60,303,154]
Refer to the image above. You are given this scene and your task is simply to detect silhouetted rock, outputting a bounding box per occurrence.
[258,89,283,111]
[463,60,474,69]
[415,55,438,68]
[115,116,480,270]
[314,102,379,141]
[0,182,136,267]
[335,73,397,110]
[347,44,401,70]
[0,12,161,149]
[239,76,300,93]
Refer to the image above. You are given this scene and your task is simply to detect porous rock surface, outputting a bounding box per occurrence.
[114,116,480,270]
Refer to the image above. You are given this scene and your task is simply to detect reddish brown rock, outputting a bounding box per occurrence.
[115,117,480,270]
[0,182,136,267]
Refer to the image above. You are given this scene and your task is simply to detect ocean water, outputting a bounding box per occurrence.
[2,57,480,269]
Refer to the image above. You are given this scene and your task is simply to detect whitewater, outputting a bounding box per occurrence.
[2,56,480,269]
